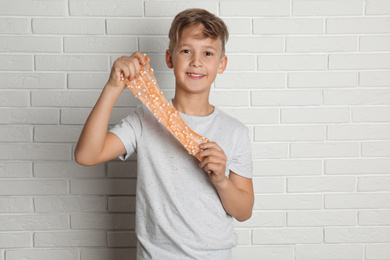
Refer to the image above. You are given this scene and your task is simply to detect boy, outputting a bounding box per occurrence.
[75,8,254,260]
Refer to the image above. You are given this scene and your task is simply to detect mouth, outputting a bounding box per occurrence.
[186,72,205,79]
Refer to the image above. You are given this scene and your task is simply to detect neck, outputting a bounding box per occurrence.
[172,95,214,116]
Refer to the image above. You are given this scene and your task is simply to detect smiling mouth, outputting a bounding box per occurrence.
[186,73,205,79]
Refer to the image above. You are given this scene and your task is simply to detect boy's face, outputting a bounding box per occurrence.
[166,24,227,97]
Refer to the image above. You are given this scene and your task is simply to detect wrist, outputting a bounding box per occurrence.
[213,175,230,191]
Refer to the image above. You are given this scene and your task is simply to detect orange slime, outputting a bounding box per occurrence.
[121,58,209,160]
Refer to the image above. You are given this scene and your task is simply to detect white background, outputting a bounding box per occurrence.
[1,0,390,259]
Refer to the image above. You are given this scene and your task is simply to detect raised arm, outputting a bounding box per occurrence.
[75,52,149,166]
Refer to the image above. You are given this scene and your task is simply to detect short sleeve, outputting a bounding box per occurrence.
[108,107,143,161]
[228,125,252,179]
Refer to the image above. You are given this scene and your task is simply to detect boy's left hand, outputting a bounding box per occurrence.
[197,142,228,186]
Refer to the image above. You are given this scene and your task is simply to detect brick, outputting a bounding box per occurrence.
[359,210,390,226]
[145,1,217,17]
[360,35,390,52]
[222,108,279,124]
[64,37,137,53]
[0,36,61,52]
[253,177,285,193]
[325,193,390,209]
[295,245,363,260]
[325,158,390,175]
[254,18,324,35]
[251,143,288,159]
[366,244,390,260]
[228,37,284,53]
[224,55,256,71]
[0,215,69,230]
[362,141,390,157]
[287,176,356,192]
[0,108,59,124]
[107,18,172,35]
[255,125,324,141]
[5,249,78,260]
[216,72,286,89]
[329,53,390,70]
[35,196,106,213]
[0,0,67,16]
[0,18,30,34]
[232,246,293,260]
[252,90,322,106]
[139,36,169,53]
[288,210,356,227]
[255,194,322,210]
[0,232,31,248]
[293,0,363,16]
[223,18,251,35]
[0,90,29,106]
[35,55,109,71]
[0,180,68,195]
[80,248,136,260]
[209,91,249,107]
[0,197,32,213]
[327,17,390,34]
[34,231,106,247]
[32,90,139,107]
[0,162,31,178]
[33,18,105,34]
[108,196,136,213]
[0,144,71,160]
[107,231,137,247]
[360,71,390,87]
[34,161,105,178]
[0,73,66,89]
[324,89,390,105]
[286,36,357,53]
[288,71,357,88]
[234,211,285,227]
[253,160,322,176]
[71,214,135,230]
[0,55,32,71]
[282,108,350,124]
[68,72,110,89]
[290,142,359,158]
[365,0,390,15]
[327,124,390,140]
[34,125,82,143]
[0,126,32,142]
[71,179,136,195]
[62,108,132,126]
[353,107,390,122]
[258,55,327,71]
[358,176,390,192]
[253,228,323,244]
[220,1,290,17]
[70,0,143,16]
[325,227,390,243]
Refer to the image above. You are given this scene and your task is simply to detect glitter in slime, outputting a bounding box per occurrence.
[121,58,209,160]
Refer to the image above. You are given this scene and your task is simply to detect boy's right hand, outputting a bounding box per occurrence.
[107,51,150,91]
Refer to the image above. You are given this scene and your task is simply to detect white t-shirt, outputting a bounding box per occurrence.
[109,103,252,260]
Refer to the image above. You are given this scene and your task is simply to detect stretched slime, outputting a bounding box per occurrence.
[121,58,209,160]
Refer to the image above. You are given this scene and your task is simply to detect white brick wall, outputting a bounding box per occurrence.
[1,0,389,259]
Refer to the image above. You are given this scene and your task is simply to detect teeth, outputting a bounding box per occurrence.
[188,73,203,77]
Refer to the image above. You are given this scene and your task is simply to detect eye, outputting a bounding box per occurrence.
[181,49,191,54]
[205,52,213,56]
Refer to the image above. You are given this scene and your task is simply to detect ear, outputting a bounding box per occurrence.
[165,49,174,69]
[217,55,228,74]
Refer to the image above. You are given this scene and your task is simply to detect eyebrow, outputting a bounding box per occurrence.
[179,43,218,51]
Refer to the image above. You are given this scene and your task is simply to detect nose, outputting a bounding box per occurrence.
[190,53,203,67]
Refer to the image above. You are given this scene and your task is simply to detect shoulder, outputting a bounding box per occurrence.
[214,107,248,133]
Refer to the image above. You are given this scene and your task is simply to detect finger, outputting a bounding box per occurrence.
[132,51,149,66]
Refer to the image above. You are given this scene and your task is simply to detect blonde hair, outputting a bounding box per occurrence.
[168,8,229,55]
